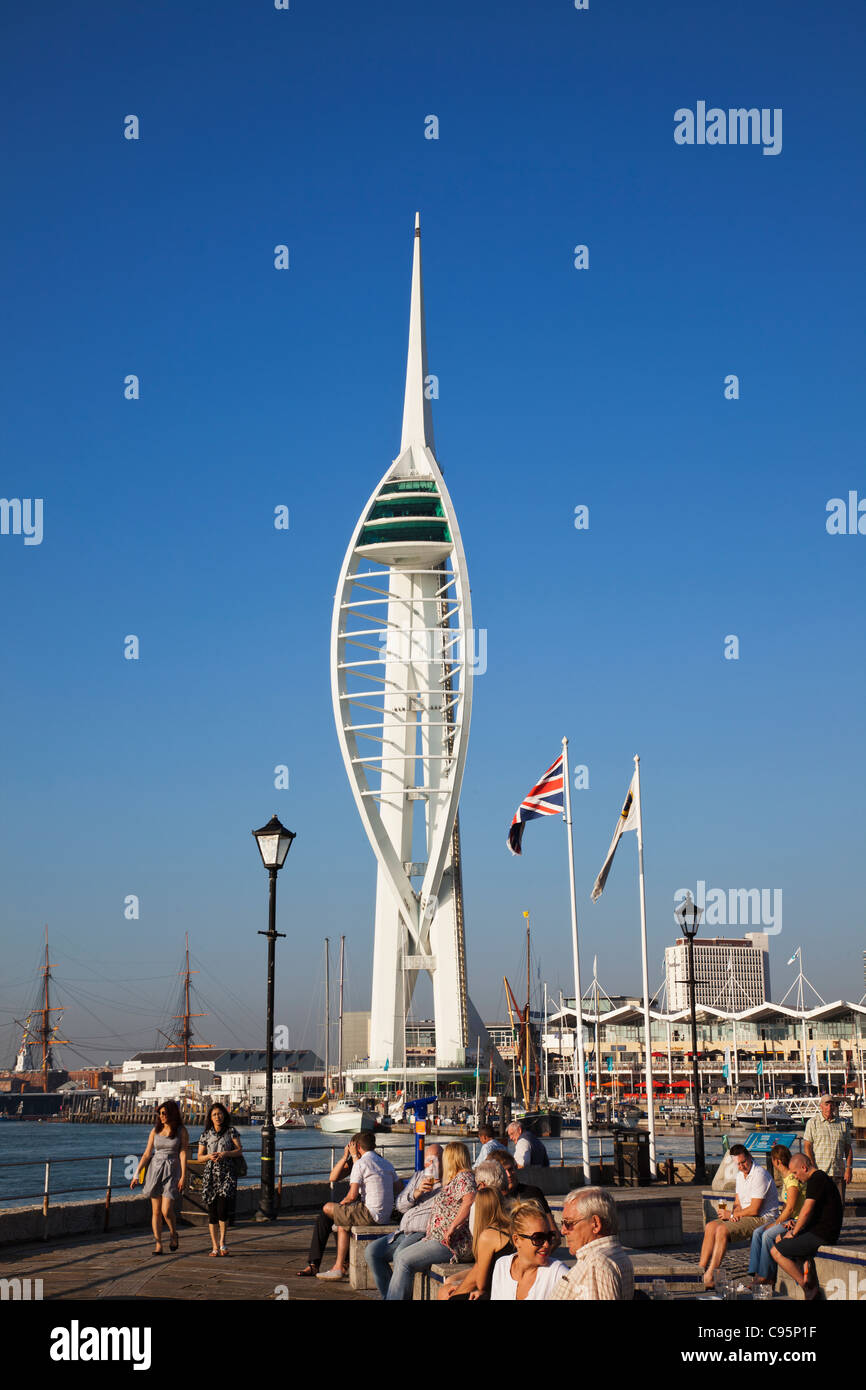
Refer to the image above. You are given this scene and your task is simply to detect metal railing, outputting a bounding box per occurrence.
[0,1141,428,1228]
[0,1132,611,1227]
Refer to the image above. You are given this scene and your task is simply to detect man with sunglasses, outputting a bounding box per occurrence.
[548,1188,634,1301]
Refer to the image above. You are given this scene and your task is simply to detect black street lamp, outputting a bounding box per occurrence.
[252,814,295,1221]
[676,892,707,1184]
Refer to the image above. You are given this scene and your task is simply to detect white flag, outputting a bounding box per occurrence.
[809,1047,819,1088]
[591,775,638,902]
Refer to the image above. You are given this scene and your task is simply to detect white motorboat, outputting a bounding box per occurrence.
[275,1107,314,1130]
[317,1100,376,1133]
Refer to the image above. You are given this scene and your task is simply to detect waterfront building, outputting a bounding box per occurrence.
[331,215,499,1091]
[664,934,771,1010]
[544,998,866,1097]
[115,1049,324,1107]
[341,1012,372,1070]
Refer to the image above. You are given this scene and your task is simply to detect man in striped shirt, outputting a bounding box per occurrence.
[548,1188,634,1301]
[804,1096,853,1205]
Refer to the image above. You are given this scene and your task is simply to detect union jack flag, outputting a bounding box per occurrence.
[507,753,564,855]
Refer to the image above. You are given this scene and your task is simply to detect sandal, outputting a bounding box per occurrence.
[169,1237,179,1252]
[152,1245,163,1256]
[209,1249,220,1257]
[219,1247,229,1257]
[295,1263,319,1277]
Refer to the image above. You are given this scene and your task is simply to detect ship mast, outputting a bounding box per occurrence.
[161,934,212,1061]
[38,932,68,1091]
[524,911,532,1107]
[337,936,345,1098]
[14,931,69,1092]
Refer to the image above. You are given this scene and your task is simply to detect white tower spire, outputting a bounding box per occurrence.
[331,217,494,1082]
[400,212,435,454]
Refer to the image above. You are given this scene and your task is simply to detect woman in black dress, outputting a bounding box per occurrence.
[197,1103,243,1256]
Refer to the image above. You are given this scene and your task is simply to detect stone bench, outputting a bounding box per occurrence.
[348,1223,399,1291]
[526,1193,682,1248]
[702,1187,736,1227]
[423,1260,476,1300]
[612,1195,682,1248]
[420,1251,700,1300]
[774,1243,866,1302]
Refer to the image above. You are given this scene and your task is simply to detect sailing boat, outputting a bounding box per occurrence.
[317,936,375,1132]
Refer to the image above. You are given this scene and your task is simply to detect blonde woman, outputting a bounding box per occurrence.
[490,1200,567,1300]
[750,1143,807,1285]
[385,1142,476,1301]
[438,1186,514,1300]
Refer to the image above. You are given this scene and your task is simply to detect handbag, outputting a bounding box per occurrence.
[229,1130,247,1177]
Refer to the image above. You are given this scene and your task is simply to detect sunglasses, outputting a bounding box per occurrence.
[561,1216,592,1232]
[517,1230,560,1250]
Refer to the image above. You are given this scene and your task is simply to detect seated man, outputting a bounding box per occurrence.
[474,1125,508,1167]
[364,1144,442,1298]
[770,1151,844,1300]
[489,1150,551,1216]
[699,1143,779,1291]
[549,1188,634,1301]
[295,1131,400,1281]
[507,1119,550,1169]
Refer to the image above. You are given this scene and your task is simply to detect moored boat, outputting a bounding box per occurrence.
[317,1099,376,1133]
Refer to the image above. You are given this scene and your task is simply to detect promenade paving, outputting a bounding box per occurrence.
[1,1185,863,1301]
[0,1211,374,1301]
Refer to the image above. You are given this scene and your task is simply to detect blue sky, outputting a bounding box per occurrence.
[1,1,864,1066]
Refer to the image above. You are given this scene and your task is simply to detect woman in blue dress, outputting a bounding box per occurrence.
[132,1099,189,1255]
[198,1103,243,1256]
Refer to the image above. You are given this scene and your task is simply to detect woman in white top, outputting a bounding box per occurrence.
[490,1200,567,1301]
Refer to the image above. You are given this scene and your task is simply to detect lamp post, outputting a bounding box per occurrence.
[675,892,706,1184]
[252,814,295,1221]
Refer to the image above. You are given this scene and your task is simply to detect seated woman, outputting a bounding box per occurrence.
[437,1187,514,1300]
[385,1143,476,1301]
[748,1143,806,1286]
[490,1200,567,1301]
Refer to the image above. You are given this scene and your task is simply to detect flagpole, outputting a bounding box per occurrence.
[543,981,549,1101]
[562,736,592,1185]
[633,754,657,1172]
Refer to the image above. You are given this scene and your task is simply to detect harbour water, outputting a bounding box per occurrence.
[0,1123,735,1210]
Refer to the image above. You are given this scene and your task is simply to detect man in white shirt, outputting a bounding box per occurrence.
[507,1119,548,1168]
[316,1131,401,1281]
[699,1144,780,1291]
[365,1144,442,1297]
